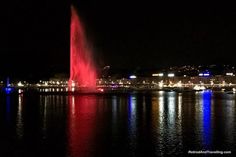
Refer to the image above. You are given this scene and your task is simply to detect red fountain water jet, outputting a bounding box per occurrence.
[69,6,97,88]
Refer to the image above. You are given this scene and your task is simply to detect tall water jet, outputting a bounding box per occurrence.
[69,6,97,88]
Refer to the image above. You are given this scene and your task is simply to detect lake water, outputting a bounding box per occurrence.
[0,90,235,156]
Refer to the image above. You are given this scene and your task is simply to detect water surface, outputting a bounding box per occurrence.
[0,91,235,156]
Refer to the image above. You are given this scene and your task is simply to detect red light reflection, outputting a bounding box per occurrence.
[68,95,97,157]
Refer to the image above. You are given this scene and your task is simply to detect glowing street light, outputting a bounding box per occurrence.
[17,81,24,87]
[176,81,182,87]
[152,73,164,77]
[129,75,137,79]
[226,73,234,76]
[158,81,164,88]
[199,71,210,77]
[168,73,175,77]
[71,81,76,87]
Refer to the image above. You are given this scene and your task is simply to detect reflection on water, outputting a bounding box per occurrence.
[0,91,236,156]
[68,95,97,157]
[224,97,235,145]
[167,92,176,125]
[156,92,183,156]
[128,95,137,156]
[16,94,24,139]
[201,91,212,149]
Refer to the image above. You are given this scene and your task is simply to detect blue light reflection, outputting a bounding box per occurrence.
[5,87,13,94]
[128,94,137,155]
[202,91,212,149]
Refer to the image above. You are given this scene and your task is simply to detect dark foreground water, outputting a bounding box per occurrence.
[0,90,236,157]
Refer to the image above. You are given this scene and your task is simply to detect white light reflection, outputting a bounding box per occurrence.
[194,91,202,144]
[176,93,183,151]
[158,91,164,124]
[42,96,48,139]
[71,96,75,116]
[167,92,176,126]
[178,93,182,120]
[224,98,235,145]
[156,91,165,156]
[18,89,23,94]
[16,94,24,139]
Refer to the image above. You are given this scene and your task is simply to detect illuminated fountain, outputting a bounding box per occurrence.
[69,6,97,90]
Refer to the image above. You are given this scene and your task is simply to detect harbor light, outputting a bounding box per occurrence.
[203,73,210,76]
[158,81,164,88]
[226,73,234,76]
[176,81,182,87]
[17,81,24,87]
[71,81,76,87]
[168,73,175,77]
[18,89,23,94]
[129,75,137,79]
[199,72,210,77]
[193,85,206,90]
[199,73,203,76]
[152,73,164,77]
[44,82,48,86]
[210,81,214,85]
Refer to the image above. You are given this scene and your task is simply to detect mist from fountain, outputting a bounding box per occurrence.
[69,6,97,89]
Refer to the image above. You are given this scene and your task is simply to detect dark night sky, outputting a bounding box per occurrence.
[2,1,236,80]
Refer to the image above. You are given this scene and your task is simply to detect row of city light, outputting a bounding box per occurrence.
[152,73,175,77]
[199,72,235,77]
[199,73,210,77]
[39,88,68,92]
[10,85,236,94]
[98,79,236,88]
[134,72,235,78]
[150,72,235,77]
[4,82,236,94]
[130,73,175,79]
[226,73,235,76]
[3,77,236,88]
